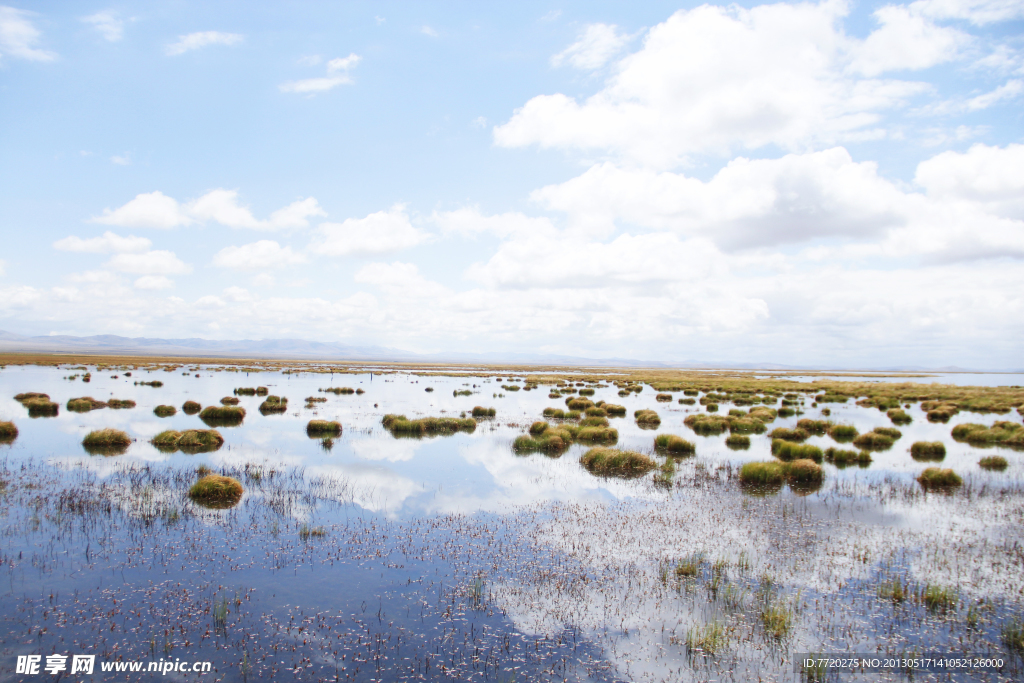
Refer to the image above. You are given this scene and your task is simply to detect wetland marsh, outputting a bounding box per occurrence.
[0,357,1022,681]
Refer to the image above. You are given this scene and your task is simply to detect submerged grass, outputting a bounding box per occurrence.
[580,447,656,477]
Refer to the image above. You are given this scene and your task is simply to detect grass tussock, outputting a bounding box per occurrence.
[15,393,59,417]
[917,467,962,489]
[471,406,496,417]
[321,387,355,395]
[654,433,696,455]
[634,409,661,427]
[67,396,107,412]
[580,447,657,477]
[824,447,872,467]
[108,399,136,409]
[727,416,768,434]
[769,427,810,442]
[199,405,246,426]
[910,441,946,461]
[725,434,750,449]
[852,429,897,451]
[188,475,243,508]
[678,397,696,405]
[978,455,1008,471]
[306,420,342,436]
[921,584,958,613]
[772,440,823,462]
[887,408,912,425]
[655,393,672,402]
[576,426,619,444]
[181,400,201,414]
[827,424,859,442]
[684,413,730,435]
[786,459,824,484]
[382,414,476,436]
[259,396,288,414]
[580,416,609,427]
[82,428,132,455]
[602,403,626,415]
[739,461,786,486]
[685,621,728,654]
[1003,619,1024,653]
[566,397,595,411]
[152,429,224,453]
[951,421,1024,447]
[220,396,240,405]
[796,418,832,435]
[0,421,18,442]
[153,405,177,417]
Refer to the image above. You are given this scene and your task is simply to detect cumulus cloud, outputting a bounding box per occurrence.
[915,143,1024,218]
[279,53,361,93]
[166,31,243,56]
[495,2,937,167]
[105,250,191,275]
[212,240,306,270]
[82,10,124,42]
[433,207,557,240]
[54,231,151,254]
[910,0,1024,25]
[133,275,173,290]
[314,205,429,256]
[0,6,56,62]
[550,23,628,69]
[849,5,969,76]
[90,190,325,230]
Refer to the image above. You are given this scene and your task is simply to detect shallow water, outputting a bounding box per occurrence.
[0,363,1022,681]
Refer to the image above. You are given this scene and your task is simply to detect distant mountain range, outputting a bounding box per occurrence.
[0,329,1017,372]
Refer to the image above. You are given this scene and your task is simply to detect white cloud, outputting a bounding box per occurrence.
[133,275,173,290]
[314,205,429,256]
[90,191,192,229]
[212,240,306,270]
[495,2,932,167]
[105,250,191,275]
[165,31,243,56]
[433,207,557,240]
[916,79,1024,115]
[82,10,124,42]
[354,262,449,297]
[110,153,131,166]
[849,5,969,76]
[279,53,361,93]
[0,6,56,62]
[910,0,1024,25]
[421,25,438,38]
[551,23,628,70]
[915,143,1024,218]
[91,190,324,230]
[53,231,151,254]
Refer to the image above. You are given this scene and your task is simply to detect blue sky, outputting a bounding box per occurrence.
[1,0,1022,367]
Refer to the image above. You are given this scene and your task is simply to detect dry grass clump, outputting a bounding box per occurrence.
[542,407,571,419]
[678,398,696,405]
[602,403,626,415]
[739,461,786,486]
[15,393,59,417]
[634,409,661,427]
[199,405,246,426]
[382,414,476,436]
[925,403,958,422]
[135,380,163,387]
[514,423,577,454]
[887,408,912,425]
[727,416,768,434]
[306,396,328,404]
[978,455,1008,471]
[152,429,224,453]
[259,396,288,414]
[725,434,750,449]
[220,396,240,405]
[0,421,18,442]
[917,467,962,489]
[153,404,177,417]
[747,407,778,423]
[772,439,823,462]
[824,447,872,467]
[769,427,810,442]
[910,441,946,461]
[654,434,696,455]
[82,428,132,455]
[188,475,243,508]
[67,396,108,412]
[705,403,719,412]
[471,406,496,417]
[852,428,899,450]
[786,458,824,484]
[307,420,342,436]
[322,387,355,395]
[580,416,609,427]
[580,447,656,477]
[181,400,201,414]
[951,421,1024,447]
[576,426,619,444]
[656,393,672,402]
[108,399,136,409]
[566,397,595,411]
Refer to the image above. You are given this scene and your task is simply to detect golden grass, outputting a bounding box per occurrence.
[910,441,946,461]
[188,475,243,508]
[580,447,656,477]
[382,414,476,436]
[917,467,962,489]
[199,405,246,426]
[153,405,177,417]
[307,420,342,436]
[67,396,107,412]
[0,421,18,442]
[258,396,288,414]
[182,400,201,414]
[152,429,224,453]
[82,428,132,455]
[654,434,696,455]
